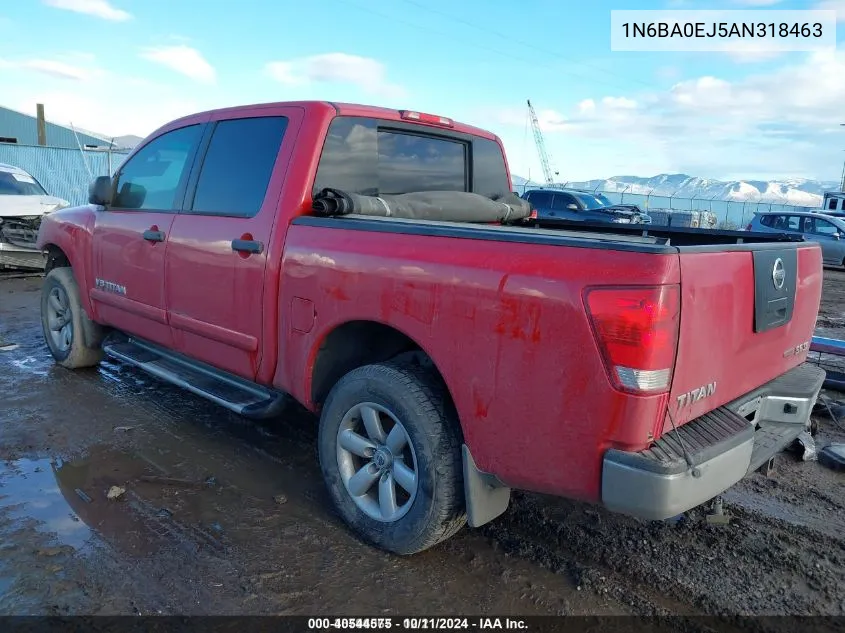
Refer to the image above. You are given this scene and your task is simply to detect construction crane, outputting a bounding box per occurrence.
[527,99,559,186]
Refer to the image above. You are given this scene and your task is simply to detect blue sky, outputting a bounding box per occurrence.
[0,0,843,183]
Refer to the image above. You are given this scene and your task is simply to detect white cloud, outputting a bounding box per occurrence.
[13,90,200,139]
[265,53,406,99]
[578,99,596,114]
[140,46,216,84]
[815,0,845,21]
[601,96,637,109]
[43,0,131,21]
[488,49,845,182]
[0,57,103,82]
[719,39,786,63]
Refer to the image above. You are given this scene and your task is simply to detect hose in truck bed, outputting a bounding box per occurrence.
[311,188,533,223]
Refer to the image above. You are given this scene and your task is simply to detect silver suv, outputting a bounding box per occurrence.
[748,211,845,268]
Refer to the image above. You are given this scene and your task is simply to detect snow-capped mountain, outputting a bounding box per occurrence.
[512,173,840,207]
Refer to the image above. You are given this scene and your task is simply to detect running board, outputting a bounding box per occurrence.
[102,337,288,419]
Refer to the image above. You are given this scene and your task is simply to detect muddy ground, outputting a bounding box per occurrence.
[1,269,845,617]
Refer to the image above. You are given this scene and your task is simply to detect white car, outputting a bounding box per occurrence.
[0,163,70,269]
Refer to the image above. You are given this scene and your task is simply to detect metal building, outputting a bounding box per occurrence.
[0,104,115,149]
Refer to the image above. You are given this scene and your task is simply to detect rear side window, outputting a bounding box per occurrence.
[313,116,508,199]
[784,216,802,231]
[189,116,288,217]
[526,191,553,207]
[829,198,838,210]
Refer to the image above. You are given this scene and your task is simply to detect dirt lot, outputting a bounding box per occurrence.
[1,269,845,616]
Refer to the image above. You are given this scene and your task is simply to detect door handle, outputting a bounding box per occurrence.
[231,239,264,254]
[143,229,165,242]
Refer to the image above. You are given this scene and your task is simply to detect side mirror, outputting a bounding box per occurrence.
[88,176,113,206]
[835,233,841,240]
[567,203,579,211]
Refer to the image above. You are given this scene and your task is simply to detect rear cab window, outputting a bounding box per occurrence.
[313,116,509,201]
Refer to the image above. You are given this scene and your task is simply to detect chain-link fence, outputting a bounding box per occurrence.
[512,183,820,230]
[0,144,131,207]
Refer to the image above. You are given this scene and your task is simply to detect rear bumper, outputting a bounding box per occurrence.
[601,363,825,520]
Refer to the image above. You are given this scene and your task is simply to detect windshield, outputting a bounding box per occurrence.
[0,171,48,196]
[574,192,613,210]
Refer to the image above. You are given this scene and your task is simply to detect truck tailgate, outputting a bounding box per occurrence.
[666,243,823,430]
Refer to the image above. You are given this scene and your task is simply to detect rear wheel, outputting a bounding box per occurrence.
[40,267,104,369]
[317,361,466,554]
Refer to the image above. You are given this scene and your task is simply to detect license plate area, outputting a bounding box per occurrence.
[752,249,796,333]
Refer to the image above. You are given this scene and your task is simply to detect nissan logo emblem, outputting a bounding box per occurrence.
[772,258,786,290]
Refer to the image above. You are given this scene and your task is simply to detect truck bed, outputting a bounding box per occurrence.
[528,217,804,248]
[295,213,805,254]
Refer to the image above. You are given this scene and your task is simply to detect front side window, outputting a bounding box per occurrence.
[551,194,577,210]
[0,171,48,196]
[575,193,612,210]
[114,124,202,210]
[189,116,288,217]
[812,218,841,236]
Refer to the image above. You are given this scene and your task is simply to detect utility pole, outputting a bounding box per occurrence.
[36,103,47,146]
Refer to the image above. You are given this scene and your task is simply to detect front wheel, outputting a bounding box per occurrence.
[40,267,104,369]
[318,361,466,555]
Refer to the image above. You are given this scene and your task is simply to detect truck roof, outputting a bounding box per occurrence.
[153,100,501,144]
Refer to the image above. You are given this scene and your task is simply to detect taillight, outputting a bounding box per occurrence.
[399,110,454,127]
[745,223,752,231]
[584,285,680,394]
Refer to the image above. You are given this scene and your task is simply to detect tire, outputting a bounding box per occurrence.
[318,360,466,555]
[40,267,104,369]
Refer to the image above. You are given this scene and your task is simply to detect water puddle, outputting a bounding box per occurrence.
[0,458,93,550]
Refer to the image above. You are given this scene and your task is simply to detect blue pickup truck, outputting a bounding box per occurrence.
[522,187,651,225]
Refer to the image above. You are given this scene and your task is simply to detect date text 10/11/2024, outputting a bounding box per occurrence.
[307,618,529,630]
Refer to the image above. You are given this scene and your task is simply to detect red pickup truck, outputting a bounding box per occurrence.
[36,101,825,555]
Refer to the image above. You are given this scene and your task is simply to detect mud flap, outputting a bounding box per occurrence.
[462,444,511,528]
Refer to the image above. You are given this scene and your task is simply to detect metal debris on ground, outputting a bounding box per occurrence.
[106,485,126,500]
[795,430,818,462]
[0,340,18,351]
[814,394,845,432]
[818,444,845,472]
[74,488,92,503]
[705,496,731,526]
[113,426,135,433]
[274,494,288,505]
